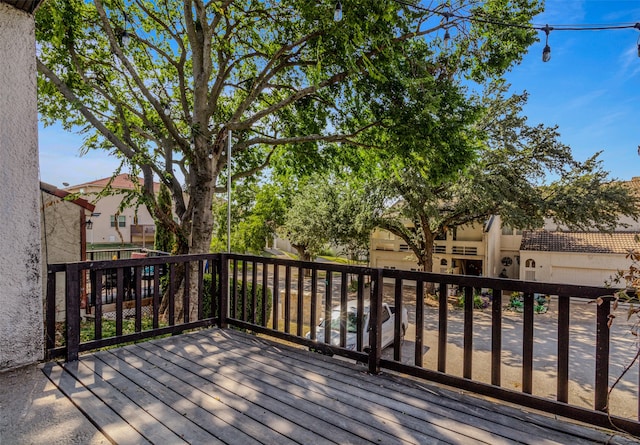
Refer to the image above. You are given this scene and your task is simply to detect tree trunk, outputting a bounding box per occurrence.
[419,230,436,295]
[160,149,218,321]
[292,244,313,276]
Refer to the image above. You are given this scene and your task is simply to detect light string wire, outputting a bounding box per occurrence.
[391,0,640,32]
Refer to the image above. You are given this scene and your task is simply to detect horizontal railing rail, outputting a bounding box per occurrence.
[46,253,640,436]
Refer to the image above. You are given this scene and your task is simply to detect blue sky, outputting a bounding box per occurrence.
[37,0,640,187]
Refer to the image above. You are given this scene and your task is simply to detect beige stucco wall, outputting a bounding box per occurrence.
[485,216,503,277]
[0,4,43,369]
[370,224,487,274]
[519,250,630,288]
[40,192,85,322]
[71,186,155,246]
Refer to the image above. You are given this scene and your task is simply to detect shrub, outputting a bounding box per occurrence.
[456,290,491,310]
[202,273,272,326]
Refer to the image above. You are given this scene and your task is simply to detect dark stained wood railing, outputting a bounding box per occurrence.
[46,253,640,436]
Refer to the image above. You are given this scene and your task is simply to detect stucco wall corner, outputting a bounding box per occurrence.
[0,3,44,369]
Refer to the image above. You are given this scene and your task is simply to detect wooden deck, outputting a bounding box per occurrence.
[43,328,636,445]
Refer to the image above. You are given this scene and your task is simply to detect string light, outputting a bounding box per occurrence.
[388,0,640,62]
[542,25,552,62]
[442,10,452,47]
[443,29,451,47]
[334,1,342,22]
[121,12,131,47]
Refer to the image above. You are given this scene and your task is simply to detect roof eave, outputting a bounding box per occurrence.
[2,0,47,14]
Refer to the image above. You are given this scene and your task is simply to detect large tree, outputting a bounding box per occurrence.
[211,180,287,253]
[278,173,373,262]
[35,0,542,318]
[365,84,640,274]
[36,0,541,257]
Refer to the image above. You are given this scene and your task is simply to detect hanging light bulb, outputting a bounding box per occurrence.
[443,29,451,47]
[441,11,452,48]
[121,30,131,47]
[162,102,170,115]
[334,1,342,22]
[542,25,552,62]
[542,44,551,62]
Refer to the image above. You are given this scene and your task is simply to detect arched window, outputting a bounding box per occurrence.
[440,259,448,266]
[525,259,536,268]
[524,258,536,280]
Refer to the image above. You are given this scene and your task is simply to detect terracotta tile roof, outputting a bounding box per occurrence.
[66,174,160,193]
[625,177,640,196]
[520,230,640,254]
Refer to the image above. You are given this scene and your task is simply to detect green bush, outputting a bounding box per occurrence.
[456,291,491,310]
[202,273,272,326]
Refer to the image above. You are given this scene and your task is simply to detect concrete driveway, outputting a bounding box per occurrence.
[381,297,639,420]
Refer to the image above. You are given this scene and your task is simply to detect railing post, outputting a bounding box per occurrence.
[393,278,403,362]
[490,288,502,387]
[368,269,383,375]
[463,286,473,379]
[522,292,534,394]
[219,254,228,329]
[45,268,56,355]
[557,296,570,403]
[65,263,81,362]
[437,282,448,373]
[594,297,611,412]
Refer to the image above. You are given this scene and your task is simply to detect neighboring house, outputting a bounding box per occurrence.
[66,174,160,247]
[370,218,640,287]
[370,219,491,277]
[40,182,95,321]
[370,177,640,287]
[519,231,640,287]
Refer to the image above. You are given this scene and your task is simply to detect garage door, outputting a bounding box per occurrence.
[551,267,612,287]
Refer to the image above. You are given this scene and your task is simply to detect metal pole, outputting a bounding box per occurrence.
[227,129,232,253]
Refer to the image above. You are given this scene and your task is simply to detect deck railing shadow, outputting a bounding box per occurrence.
[46,252,640,436]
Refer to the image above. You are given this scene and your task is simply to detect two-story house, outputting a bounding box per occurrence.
[65,174,160,247]
[370,178,640,287]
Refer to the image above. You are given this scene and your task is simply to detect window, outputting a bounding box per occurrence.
[399,244,409,252]
[111,215,126,228]
[502,226,523,236]
[381,307,391,324]
[524,258,536,281]
[440,259,448,266]
[525,259,536,268]
[435,230,447,241]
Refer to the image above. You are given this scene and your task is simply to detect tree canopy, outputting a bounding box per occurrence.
[360,84,640,273]
[36,0,541,256]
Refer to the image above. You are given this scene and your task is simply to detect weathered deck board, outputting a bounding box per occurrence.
[165,330,518,444]
[46,328,636,445]
[185,330,600,445]
[42,362,153,445]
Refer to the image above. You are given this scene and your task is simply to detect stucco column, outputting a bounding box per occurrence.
[0,3,44,369]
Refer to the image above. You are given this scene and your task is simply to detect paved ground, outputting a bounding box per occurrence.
[382,295,640,420]
[0,363,109,445]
